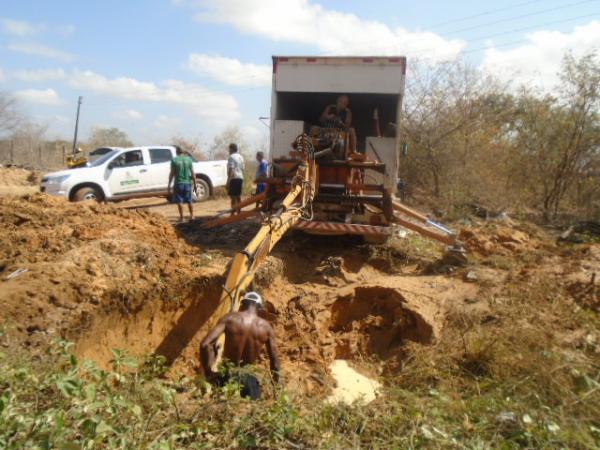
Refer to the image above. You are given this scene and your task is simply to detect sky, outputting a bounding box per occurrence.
[1,0,599,149]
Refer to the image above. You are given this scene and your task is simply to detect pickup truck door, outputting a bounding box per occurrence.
[106,149,152,195]
[148,148,173,190]
[194,160,228,187]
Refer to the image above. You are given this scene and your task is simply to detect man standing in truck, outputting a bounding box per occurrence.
[168,146,197,222]
[320,94,357,155]
[227,143,245,214]
[200,291,280,400]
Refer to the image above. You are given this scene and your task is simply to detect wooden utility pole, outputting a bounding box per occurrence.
[71,96,83,154]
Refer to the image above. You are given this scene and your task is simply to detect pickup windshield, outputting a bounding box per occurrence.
[89,150,118,167]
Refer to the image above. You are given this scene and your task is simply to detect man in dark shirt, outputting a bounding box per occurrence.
[200,292,280,400]
[319,94,357,155]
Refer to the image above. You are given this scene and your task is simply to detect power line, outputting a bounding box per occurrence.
[468,11,600,42]
[443,0,599,35]
[315,0,598,60]
[428,0,547,29]
[393,0,599,55]
[405,11,600,58]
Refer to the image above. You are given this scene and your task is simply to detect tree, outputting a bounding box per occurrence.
[510,52,600,218]
[86,127,133,150]
[0,92,22,137]
[209,126,248,159]
[171,135,207,160]
[400,59,512,207]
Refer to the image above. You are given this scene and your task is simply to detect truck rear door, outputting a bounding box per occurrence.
[148,147,173,190]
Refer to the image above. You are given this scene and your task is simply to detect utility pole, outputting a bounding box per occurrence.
[71,96,82,155]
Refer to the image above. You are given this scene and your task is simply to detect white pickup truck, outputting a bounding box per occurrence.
[40,146,228,202]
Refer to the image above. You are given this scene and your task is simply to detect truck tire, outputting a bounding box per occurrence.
[193,179,210,202]
[73,186,101,202]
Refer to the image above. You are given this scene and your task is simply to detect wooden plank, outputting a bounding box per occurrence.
[392,216,455,245]
[392,200,429,223]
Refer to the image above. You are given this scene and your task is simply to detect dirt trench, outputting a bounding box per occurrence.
[74,272,224,374]
[68,240,473,396]
[0,194,478,396]
[246,246,477,394]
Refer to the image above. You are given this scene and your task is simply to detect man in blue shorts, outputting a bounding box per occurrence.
[168,146,197,222]
[254,151,268,195]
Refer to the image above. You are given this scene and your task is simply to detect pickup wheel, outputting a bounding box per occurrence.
[73,186,101,202]
[193,179,210,202]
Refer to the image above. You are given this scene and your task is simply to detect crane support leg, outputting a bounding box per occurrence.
[392,200,459,246]
[207,138,316,370]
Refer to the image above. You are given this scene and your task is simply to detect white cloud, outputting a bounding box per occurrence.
[51,114,70,123]
[112,109,144,120]
[68,70,240,121]
[0,67,5,82]
[188,53,271,86]
[8,42,75,62]
[481,20,600,90]
[14,88,63,105]
[0,18,44,37]
[59,24,77,38]
[12,68,66,82]
[189,0,464,59]
[240,124,267,145]
[0,18,75,38]
[153,114,182,129]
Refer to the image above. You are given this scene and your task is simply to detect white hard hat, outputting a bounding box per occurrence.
[242,291,263,306]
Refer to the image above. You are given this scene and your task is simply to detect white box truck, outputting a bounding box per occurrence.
[268,56,406,241]
[270,56,406,188]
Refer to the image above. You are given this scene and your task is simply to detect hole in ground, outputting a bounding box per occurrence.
[329,286,433,360]
[74,274,223,373]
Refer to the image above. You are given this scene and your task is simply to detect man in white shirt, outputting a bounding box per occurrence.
[227,143,245,214]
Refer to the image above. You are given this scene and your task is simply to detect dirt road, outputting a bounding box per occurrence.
[115,196,231,222]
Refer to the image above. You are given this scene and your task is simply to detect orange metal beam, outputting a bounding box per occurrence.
[201,210,257,229]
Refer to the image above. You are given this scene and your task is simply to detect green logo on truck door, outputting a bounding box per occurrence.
[120,179,140,186]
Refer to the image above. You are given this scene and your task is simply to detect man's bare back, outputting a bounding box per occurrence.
[200,294,280,385]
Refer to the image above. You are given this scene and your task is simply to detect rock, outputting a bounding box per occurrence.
[464,271,478,282]
[496,411,518,427]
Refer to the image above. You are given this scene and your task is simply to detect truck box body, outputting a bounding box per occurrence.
[270,56,406,189]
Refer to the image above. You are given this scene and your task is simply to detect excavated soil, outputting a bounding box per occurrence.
[0,166,40,186]
[1,188,598,397]
[0,167,40,197]
[458,223,545,256]
[0,194,226,374]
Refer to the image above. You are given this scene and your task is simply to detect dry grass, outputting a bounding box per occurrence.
[1,232,599,448]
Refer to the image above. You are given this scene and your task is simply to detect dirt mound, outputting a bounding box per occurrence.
[0,167,40,186]
[256,253,478,394]
[329,286,434,358]
[459,224,542,256]
[0,194,222,373]
[564,244,600,311]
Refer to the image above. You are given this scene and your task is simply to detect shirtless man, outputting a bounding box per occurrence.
[200,292,280,400]
[319,94,357,155]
